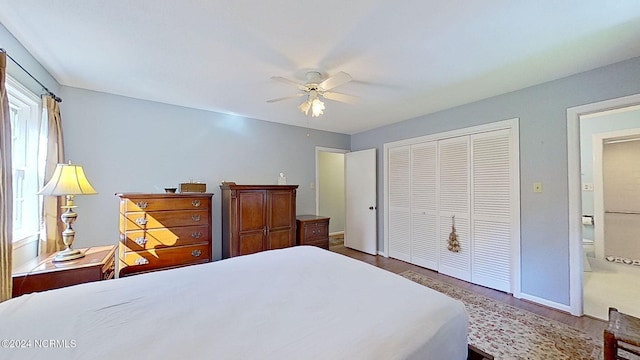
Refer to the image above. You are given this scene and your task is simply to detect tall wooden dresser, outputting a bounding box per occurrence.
[117,193,213,277]
[220,183,298,259]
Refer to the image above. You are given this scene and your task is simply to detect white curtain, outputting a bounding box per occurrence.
[0,52,13,302]
[39,96,65,256]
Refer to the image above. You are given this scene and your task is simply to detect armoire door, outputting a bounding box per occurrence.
[267,189,296,250]
[237,190,267,255]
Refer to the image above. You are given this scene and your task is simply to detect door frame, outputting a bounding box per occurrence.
[566,93,640,316]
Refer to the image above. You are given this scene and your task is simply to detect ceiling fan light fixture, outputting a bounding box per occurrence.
[271,70,352,118]
[298,100,311,115]
[311,98,325,117]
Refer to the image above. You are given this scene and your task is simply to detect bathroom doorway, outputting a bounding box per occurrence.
[579,106,640,320]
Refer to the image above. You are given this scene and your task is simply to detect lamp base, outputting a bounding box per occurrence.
[52,248,85,262]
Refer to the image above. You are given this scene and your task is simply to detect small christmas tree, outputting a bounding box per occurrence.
[448,216,461,252]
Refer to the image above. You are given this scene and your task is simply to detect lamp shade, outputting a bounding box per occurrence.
[38,162,98,196]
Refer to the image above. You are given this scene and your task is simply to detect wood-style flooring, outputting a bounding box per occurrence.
[330,243,607,341]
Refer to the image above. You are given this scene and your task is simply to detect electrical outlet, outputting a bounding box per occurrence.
[309,182,315,190]
[533,182,543,193]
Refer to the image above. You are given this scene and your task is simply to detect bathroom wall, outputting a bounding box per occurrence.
[602,140,640,261]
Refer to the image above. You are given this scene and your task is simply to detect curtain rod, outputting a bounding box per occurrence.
[0,48,62,103]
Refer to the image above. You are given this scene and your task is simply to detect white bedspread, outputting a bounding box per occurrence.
[0,246,467,359]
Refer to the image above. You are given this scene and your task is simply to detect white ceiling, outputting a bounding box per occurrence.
[1,1,640,135]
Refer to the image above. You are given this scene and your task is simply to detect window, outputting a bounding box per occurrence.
[7,76,42,243]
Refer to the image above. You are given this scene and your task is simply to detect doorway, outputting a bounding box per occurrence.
[316,147,347,244]
[580,118,640,320]
[567,96,640,316]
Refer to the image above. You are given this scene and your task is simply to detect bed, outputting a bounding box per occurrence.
[0,246,468,359]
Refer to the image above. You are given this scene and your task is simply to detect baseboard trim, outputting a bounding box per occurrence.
[518,292,572,314]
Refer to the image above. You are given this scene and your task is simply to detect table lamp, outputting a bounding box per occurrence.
[38,161,97,262]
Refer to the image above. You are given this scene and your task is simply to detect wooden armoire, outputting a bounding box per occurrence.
[220,183,298,259]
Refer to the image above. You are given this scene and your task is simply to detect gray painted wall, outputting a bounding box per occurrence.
[59,87,350,260]
[0,24,59,99]
[351,56,640,306]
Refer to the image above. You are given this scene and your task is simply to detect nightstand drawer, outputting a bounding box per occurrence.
[302,239,330,249]
[119,243,210,275]
[121,225,211,249]
[303,222,328,241]
[121,210,209,231]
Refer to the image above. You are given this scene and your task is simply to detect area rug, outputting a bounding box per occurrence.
[400,270,603,360]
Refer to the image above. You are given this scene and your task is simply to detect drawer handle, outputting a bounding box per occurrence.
[191,214,201,222]
[135,257,149,265]
[191,232,202,239]
[135,217,148,226]
[192,249,202,257]
[136,201,148,209]
[192,200,201,208]
[134,237,148,246]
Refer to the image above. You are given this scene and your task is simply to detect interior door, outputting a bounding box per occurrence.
[345,148,377,255]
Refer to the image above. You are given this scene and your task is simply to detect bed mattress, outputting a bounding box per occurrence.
[0,246,468,359]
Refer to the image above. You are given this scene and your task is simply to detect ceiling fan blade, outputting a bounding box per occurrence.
[266,93,304,103]
[271,76,307,91]
[318,71,352,91]
[321,91,358,104]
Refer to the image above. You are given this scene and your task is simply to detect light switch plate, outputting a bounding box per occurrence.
[582,183,594,191]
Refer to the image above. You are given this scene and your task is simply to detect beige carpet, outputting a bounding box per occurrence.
[400,270,603,360]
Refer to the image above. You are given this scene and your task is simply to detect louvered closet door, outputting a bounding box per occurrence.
[471,129,512,292]
[438,136,471,281]
[388,146,411,262]
[411,142,438,270]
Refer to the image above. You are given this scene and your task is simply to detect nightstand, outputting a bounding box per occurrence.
[12,245,116,297]
[296,215,330,249]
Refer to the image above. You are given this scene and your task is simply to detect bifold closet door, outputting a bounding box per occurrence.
[438,136,471,281]
[411,142,438,270]
[471,129,512,292]
[388,145,411,262]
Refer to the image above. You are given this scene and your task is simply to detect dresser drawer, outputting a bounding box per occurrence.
[303,221,329,241]
[123,197,209,212]
[121,209,209,231]
[121,225,210,249]
[119,243,210,275]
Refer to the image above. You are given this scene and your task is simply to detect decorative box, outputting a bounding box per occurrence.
[179,182,206,193]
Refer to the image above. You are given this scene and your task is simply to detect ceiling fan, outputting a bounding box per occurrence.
[267,71,357,117]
